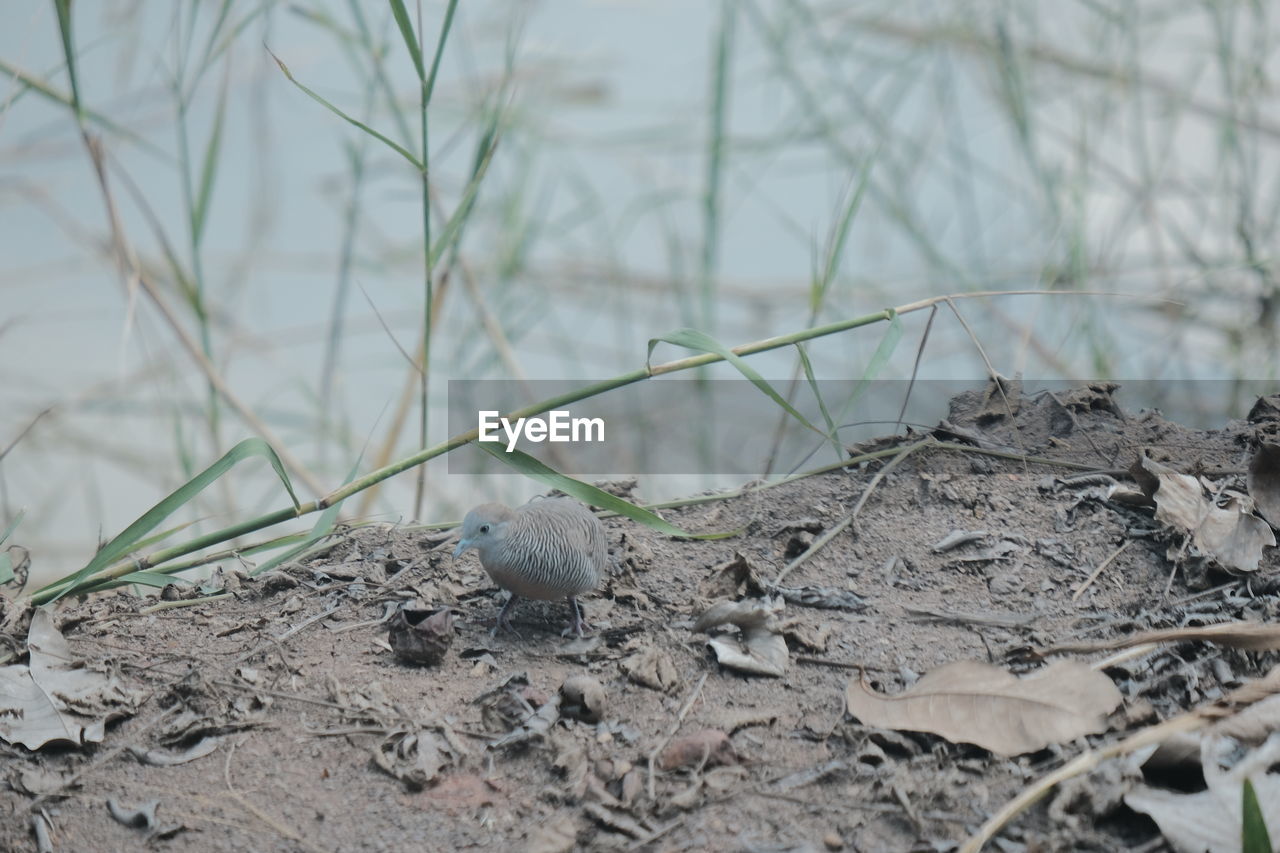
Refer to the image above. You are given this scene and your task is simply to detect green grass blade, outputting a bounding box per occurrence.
[1243,778,1272,853]
[386,0,425,81]
[814,155,876,311]
[37,438,302,602]
[699,0,737,331]
[52,0,82,121]
[250,453,362,576]
[0,508,26,584]
[191,64,229,243]
[836,309,903,423]
[116,571,192,589]
[267,48,424,170]
[795,343,842,462]
[475,444,732,540]
[0,509,25,547]
[131,517,204,553]
[427,128,498,266]
[0,60,166,156]
[648,328,826,437]
[433,112,500,266]
[422,0,459,104]
[194,0,235,72]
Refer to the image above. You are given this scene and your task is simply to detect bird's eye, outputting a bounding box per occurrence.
[479,524,490,534]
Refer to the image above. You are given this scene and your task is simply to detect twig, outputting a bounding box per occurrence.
[235,602,341,663]
[773,438,930,586]
[627,817,685,850]
[795,655,864,670]
[646,673,708,803]
[30,813,53,853]
[1071,541,1131,601]
[140,593,233,614]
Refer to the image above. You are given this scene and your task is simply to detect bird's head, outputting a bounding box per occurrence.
[453,503,515,558]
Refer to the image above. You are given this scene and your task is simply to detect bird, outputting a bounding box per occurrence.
[452,498,607,637]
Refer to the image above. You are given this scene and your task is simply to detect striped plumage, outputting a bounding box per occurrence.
[452,498,607,636]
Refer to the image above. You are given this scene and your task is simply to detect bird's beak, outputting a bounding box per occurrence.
[452,538,470,559]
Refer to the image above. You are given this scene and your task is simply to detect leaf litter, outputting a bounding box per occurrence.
[6,382,1280,852]
[845,660,1123,756]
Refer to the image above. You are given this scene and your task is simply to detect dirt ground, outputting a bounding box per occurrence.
[4,381,1280,852]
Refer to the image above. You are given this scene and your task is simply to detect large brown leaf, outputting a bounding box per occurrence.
[845,660,1122,756]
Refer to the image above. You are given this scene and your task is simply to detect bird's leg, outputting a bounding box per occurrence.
[563,596,590,638]
[493,593,522,638]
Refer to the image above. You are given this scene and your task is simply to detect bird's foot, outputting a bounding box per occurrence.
[561,597,591,638]
[492,595,523,639]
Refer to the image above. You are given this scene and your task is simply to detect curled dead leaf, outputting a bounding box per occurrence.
[388,606,455,667]
[106,799,159,830]
[845,660,1123,756]
[1142,455,1275,572]
[694,598,787,678]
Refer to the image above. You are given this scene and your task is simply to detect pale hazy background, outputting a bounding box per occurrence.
[2,1,1277,585]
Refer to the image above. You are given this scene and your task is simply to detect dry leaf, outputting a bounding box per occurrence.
[388,607,455,667]
[959,666,1280,853]
[0,609,139,749]
[127,736,222,767]
[698,552,766,599]
[694,598,787,678]
[526,817,580,853]
[489,694,561,749]
[1247,441,1280,529]
[845,660,1122,756]
[107,799,159,830]
[582,802,648,839]
[1147,692,1280,777]
[658,729,737,771]
[621,647,681,693]
[1127,733,1280,853]
[1212,693,1280,744]
[1143,456,1275,572]
[373,729,451,790]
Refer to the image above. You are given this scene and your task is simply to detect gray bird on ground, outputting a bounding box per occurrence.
[453,498,607,637]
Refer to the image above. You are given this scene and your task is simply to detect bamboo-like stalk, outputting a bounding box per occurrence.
[28,289,1122,605]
